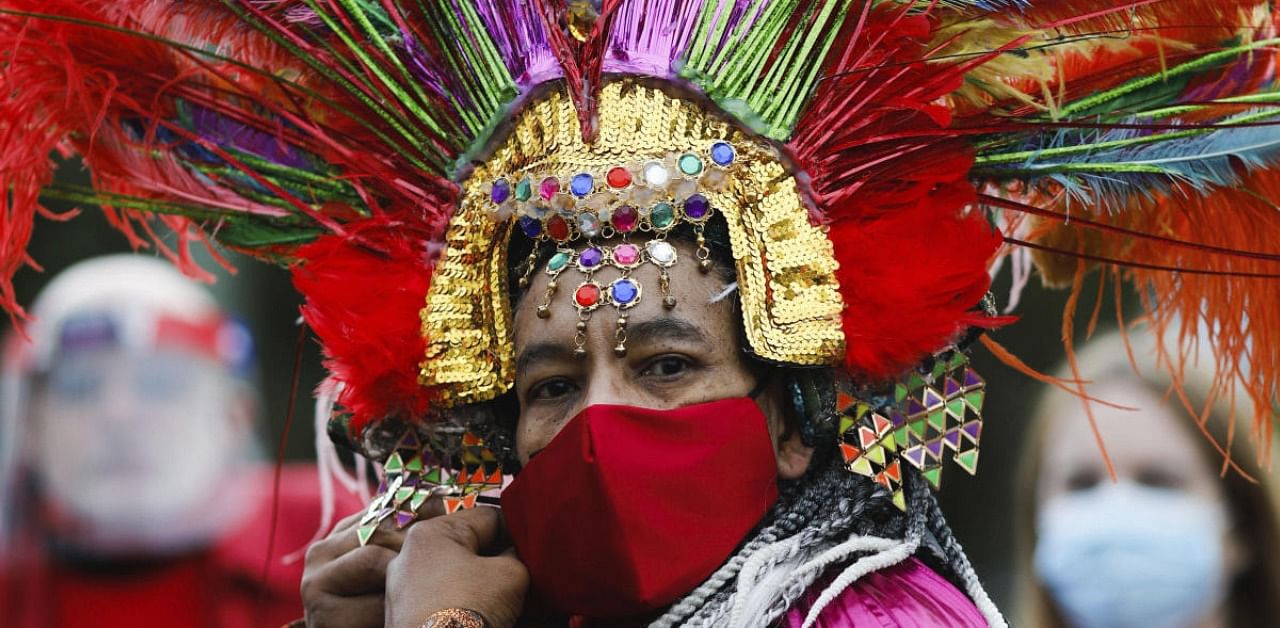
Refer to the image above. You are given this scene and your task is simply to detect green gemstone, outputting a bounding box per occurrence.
[515,177,532,201]
[548,251,571,272]
[891,490,907,511]
[907,373,925,392]
[394,487,414,504]
[866,445,885,465]
[894,427,911,448]
[678,153,703,175]
[650,202,675,229]
[405,456,424,472]
[907,419,926,439]
[930,361,945,380]
[383,452,404,474]
[356,524,377,546]
[894,383,908,402]
[927,410,947,432]
[882,432,898,453]
[838,415,855,435]
[954,448,980,474]
[409,490,429,511]
[923,466,943,489]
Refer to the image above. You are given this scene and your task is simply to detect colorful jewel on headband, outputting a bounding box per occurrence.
[836,351,985,511]
[485,141,737,238]
[354,429,503,546]
[532,241,678,357]
[502,143,733,358]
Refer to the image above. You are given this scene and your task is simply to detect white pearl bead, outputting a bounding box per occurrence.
[644,162,670,188]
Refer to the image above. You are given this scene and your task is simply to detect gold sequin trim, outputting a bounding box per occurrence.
[421,79,846,406]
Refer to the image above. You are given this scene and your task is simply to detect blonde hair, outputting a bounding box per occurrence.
[1014,328,1280,628]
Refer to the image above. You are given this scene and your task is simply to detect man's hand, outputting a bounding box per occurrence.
[385,507,529,628]
[301,499,445,628]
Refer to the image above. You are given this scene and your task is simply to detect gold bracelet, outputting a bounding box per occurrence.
[419,608,490,628]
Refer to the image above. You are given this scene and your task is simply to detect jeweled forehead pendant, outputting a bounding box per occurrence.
[424,82,845,407]
[496,141,736,357]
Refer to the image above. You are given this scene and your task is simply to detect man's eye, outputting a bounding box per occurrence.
[530,379,577,401]
[641,356,690,378]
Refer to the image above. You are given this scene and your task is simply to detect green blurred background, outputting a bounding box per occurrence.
[9,160,1132,612]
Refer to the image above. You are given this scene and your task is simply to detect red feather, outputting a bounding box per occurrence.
[789,6,1001,381]
[291,219,436,433]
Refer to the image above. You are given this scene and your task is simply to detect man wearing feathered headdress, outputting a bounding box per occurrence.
[3,1,1279,627]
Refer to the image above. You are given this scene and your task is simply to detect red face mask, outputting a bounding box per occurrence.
[500,397,781,620]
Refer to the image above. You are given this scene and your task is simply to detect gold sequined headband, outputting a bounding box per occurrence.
[419,79,847,407]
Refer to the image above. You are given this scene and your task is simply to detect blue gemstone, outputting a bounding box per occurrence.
[491,178,512,204]
[570,173,594,197]
[518,216,542,238]
[710,142,735,166]
[612,279,639,305]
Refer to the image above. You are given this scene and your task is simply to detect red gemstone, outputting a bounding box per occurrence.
[606,167,632,188]
[575,283,601,308]
[547,215,570,241]
[612,205,638,233]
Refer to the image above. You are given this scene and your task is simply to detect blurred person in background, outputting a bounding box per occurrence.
[0,255,359,628]
[1015,328,1280,628]
[6,2,1280,628]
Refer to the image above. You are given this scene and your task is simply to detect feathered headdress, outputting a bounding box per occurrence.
[3,0,1279,512]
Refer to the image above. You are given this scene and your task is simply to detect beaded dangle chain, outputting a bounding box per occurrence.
[503,142,733,356]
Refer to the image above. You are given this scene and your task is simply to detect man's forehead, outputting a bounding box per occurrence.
[513,240,737,351]
[515,311,717,370]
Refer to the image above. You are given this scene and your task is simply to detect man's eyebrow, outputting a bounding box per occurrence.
[516,342,577,374]
[626,317,712,348]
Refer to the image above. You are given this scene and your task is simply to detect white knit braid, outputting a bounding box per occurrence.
[740,534,905,627]
[801,538,919,628]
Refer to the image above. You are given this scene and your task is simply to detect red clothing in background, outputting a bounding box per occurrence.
[2,464,364,628]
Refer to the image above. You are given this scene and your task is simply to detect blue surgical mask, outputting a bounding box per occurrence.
[1034,481,1228,628]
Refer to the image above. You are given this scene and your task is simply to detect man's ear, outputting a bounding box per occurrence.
[775,430,813,480]
[757,377,814,480]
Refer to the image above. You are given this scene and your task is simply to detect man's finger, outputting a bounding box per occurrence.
[413,505,503,555]
[365,491,451,550]
[332,509,365,533]
[306,510,373,563]
[312,544,397,596]
[416,493,447,519]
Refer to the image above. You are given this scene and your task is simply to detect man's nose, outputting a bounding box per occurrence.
[576,360,633,410]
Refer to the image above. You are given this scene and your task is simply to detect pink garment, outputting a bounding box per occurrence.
[784,557,988,628]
